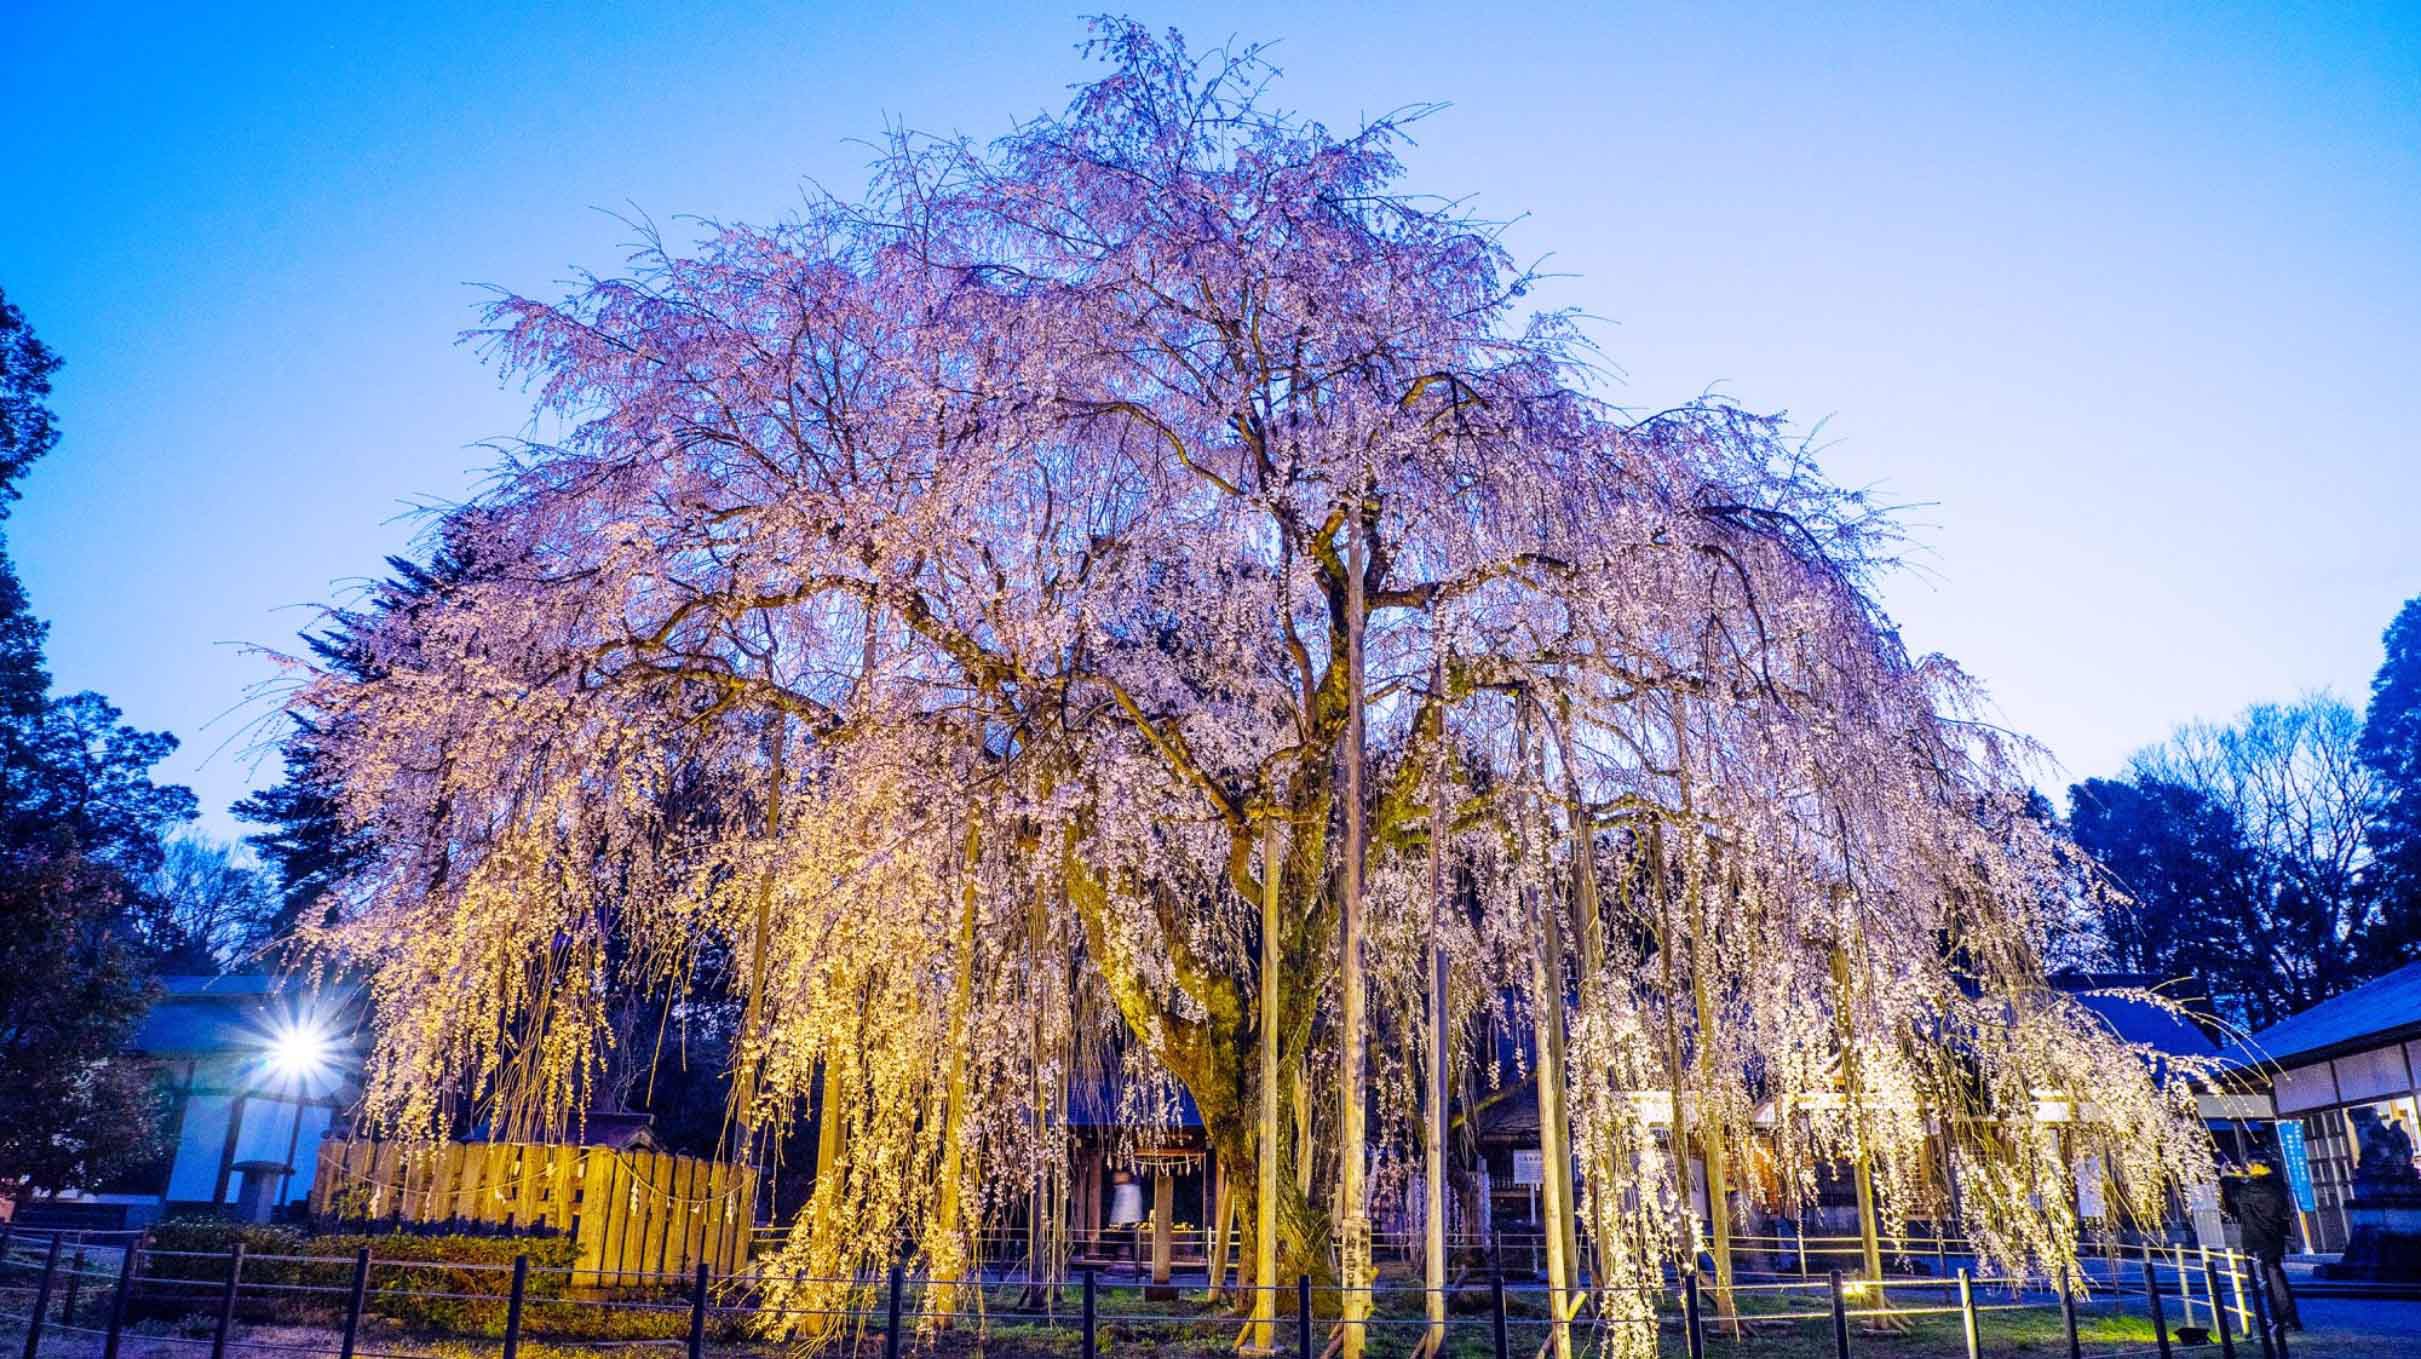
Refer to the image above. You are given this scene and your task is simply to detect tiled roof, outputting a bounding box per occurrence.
[2223,960,2421,1069]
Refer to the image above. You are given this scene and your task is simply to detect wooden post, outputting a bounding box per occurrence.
[1206,1158,1231,1301]
[2144,1256,2173,1359]
[1338,504,1371,1359]
[1252,817,1282,1355]
[1828,1270,1852,1359]
[1424,673,1452,1359]
[339,1247,370,1359]
[101,1236,138,1359]
[21,1233,62,1359]
[1956,1268,1979,1359]
[502,1254,530,1359]
[209,1243,243,1359]
[1149,1163,1175,1293]
[2174,1243,2198,1333]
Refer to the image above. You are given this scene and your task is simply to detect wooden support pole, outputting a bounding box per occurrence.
[1423,669,1451,1358]
[1956,1268,1979,1359]
[1251,817,1281,1355]
[1338,505,1370,1359]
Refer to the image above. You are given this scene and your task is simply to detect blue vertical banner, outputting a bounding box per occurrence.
[2278,1120,2318,1213]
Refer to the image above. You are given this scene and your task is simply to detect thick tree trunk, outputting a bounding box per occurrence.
[1833,948,1887,1295]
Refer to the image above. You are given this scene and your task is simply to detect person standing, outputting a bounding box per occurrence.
[2223,1156,2302,1334]
[1108,1168,1146,1272]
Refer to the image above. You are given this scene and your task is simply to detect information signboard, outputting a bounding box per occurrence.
[2278,1119,2319,1213]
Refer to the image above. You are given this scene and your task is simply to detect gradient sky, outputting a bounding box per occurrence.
[3,2,2415,841]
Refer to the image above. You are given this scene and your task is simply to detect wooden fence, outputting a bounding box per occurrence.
[308,1139,754,1286]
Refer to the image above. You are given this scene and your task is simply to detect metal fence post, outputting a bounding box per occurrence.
[883,1262,905,1359]
[1828,1269,1852,1359]
[1957,1268,1979,1359]
[501,1253,530,1359]
[1682,1267,1704,1359]
[338,1246,370,1359]
[61,1239,85,1330]
[101,1236,139,1359]
[1297,1275,1313,1359]
[2205,1254,2237,1359]
[1084,1269,1103,1359]
[21,1233,63,1359]
[684,1259,708,1359]
[209,1242,244,1359]
[2143,1256,2173,1359]
[1080,1268,1097,1359]
[1490,1269,1508,1359]
[2059,1267,2082,1359]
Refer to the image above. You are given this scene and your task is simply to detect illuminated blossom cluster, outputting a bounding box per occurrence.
[289,21,2214,1352]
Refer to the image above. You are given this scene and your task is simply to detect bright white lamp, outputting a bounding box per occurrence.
[266,1018,334,1085]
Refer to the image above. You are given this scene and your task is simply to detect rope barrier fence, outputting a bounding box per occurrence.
[0,1230,2293,1359]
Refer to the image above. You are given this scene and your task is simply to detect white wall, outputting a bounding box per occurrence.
[167,1095,234,1202]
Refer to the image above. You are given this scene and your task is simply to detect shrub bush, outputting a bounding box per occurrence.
[139,1218,582,1333]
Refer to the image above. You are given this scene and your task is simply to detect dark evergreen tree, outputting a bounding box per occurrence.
[2068,776,2268,1023]
[0,288,59,720]
[0,285,188,1198]
[2361,595,2421,964]
[235,548,463,935]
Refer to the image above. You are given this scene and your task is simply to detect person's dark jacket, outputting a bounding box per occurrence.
[2225,1172,2294,1256]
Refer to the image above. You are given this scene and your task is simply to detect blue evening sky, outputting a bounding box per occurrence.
[3,3,2415,841]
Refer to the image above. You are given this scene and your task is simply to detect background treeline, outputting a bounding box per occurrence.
[2067,597,2421,1032]
[0,288,287,1200]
